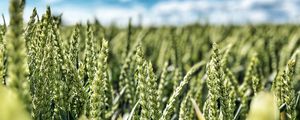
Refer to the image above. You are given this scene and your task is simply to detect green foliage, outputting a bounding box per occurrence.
[1,0,300,120]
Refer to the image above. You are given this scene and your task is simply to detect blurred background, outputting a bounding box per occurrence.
[0,0,300,26]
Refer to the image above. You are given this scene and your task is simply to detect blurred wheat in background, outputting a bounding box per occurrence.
[0,0,300,120]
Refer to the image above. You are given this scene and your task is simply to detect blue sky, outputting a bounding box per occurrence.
[0,0,300,26]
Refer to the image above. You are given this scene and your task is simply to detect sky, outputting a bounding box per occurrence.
[0,0,300,26]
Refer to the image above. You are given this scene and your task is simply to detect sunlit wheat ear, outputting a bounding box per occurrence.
[134,42,152,119]
[25,7,37,49]
[90,38,109,120]
[238,54,260,119]
[84,24,96,84]
[203,42,222,120]
[157,61,169,110]
[145,61,160,119]
[272,56,297,119]
[281,59,296,119]
[119,41,139,110]
[160,61,203,120]
[239,54,259,94]
[69,25,80,67]
[30,7,54,119]
[179,91,194,120]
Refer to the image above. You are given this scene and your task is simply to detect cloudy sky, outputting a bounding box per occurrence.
[0,0,300,26]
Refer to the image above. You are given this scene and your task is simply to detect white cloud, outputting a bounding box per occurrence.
[44,0,63,4]
[52,6,94,25]
[50,0,295,25]
[2,0,300,26]
[95,6,144,26]
[143,0,299,25]
[240,0,275,9]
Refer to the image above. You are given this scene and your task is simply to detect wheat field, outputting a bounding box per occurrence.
[0,0,300,120]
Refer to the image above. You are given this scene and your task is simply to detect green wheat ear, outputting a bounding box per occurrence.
[69,25,80,67]
[238,54,260,119]
[25,7,37,50]
[179,92,193,120]
[160,61,203,120]
[203,42,222,120]
[157,61,169,111]
[0,15,5,86]
[272,54,297,119]
[90,38,109,120]
[146,61,160,119]
[240,54,259,94]
[134,42,152,120]
[281,59,296,119]
[0,41,4,85]
[6,0,31,113]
